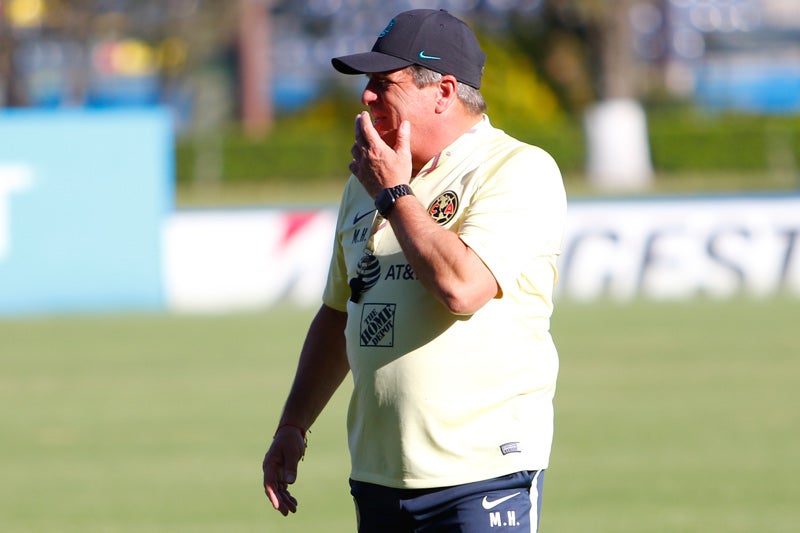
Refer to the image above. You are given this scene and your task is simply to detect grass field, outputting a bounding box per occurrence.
[2,298,798,532]
[173,170,800,209]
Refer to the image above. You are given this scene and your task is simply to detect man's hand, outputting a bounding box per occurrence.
[262,426,307,516]
[349,111,412,197]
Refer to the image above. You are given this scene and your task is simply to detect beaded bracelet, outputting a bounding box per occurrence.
[274,423,308,441]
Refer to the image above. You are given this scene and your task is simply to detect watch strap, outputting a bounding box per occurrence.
[375,184,414,217]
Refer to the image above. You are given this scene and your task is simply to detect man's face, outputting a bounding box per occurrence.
[361,68,437,148]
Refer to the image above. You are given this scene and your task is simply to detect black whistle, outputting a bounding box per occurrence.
[349,276,365,303]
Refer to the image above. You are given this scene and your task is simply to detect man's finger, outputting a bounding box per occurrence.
[394,120,411,155]
[265,483,283,511]
[357,111,386,149]
[265,483,298,516]
[354,112,368,145]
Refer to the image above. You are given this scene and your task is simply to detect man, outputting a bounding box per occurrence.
[263,9,566,532]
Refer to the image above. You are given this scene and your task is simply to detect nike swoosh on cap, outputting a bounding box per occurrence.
[418,50,441,60]
[481,492,521,510]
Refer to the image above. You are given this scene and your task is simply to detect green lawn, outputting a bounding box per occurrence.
[173,170,800,209]
[1,298,797,532]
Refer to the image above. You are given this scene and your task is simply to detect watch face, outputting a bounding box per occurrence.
[376,185,412,217]
[376,189,393,216]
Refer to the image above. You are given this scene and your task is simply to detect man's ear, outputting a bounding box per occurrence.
[435,75,459,113]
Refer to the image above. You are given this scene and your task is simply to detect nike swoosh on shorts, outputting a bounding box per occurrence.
[481,491,521,510]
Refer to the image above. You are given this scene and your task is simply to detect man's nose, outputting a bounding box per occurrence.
[361,81,378,106]
[361,86,378,106]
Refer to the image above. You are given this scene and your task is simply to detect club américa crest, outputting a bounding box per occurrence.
[427,190,459,225]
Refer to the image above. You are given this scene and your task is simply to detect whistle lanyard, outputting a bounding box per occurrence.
[349,212,386,303]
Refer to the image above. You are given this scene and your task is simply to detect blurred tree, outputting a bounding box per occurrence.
[508,0,644,113]
[237,0,272,136]
[479,36,563,126]
[506,0,656,190]
[0,0,661,133]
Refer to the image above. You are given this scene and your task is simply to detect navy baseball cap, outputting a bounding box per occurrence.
[332,9,486,89]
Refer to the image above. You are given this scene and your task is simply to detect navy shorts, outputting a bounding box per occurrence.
[350,470,545,532]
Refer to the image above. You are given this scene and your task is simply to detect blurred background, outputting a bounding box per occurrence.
[1,2,799,532]
[1,0,799,194]
[2,0,799,314]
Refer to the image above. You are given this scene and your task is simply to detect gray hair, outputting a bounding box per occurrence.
[408,65,487,115]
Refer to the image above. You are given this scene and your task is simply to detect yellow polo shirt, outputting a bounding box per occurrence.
[323,116,567,489]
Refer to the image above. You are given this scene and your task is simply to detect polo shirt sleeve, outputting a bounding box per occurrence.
[458,145,566,294]
[322,180,356,312]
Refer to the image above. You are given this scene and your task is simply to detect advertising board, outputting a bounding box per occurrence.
[0,109,173,315]
[559,195,800,300]
[162,195,800,311]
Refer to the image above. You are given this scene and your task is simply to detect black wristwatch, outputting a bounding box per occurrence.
[374,184,414,218]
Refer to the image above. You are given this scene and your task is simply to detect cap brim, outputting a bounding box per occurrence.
[332,52,413,75]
